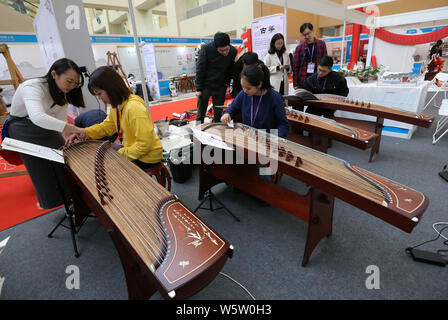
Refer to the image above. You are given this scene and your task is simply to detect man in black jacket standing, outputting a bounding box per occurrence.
[301,56,348,118]
[195,32,237,123]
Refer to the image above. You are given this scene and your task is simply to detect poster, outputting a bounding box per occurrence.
[251,14,284,62]
[141,43,161,99]
[33,0,65,69]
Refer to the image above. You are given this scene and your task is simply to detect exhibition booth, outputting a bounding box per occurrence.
[1,0,448,303]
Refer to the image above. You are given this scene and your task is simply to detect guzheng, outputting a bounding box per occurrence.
[286,92,434,128]
[285,91,434,161]
[198,123,429,265]
[63,140,233,300]
[286,108,378,151]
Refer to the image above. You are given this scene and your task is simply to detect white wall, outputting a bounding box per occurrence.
[372,39,416,73]
[372,23,447,73]
[179,0,253,38]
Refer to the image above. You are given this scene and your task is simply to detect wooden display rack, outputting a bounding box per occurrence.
[0,43,27,178]
[0,43,25,125]
[104,51,132,112]
[106,51,131,89]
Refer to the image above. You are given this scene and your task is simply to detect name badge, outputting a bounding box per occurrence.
[307,62,315,74]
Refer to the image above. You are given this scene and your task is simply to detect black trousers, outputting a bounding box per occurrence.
[132,159,160,170]
[196,87,227,123]
[8,118,71,209]
[279,81,284,96]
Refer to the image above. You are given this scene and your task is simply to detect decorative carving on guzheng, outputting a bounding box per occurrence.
[63,140,231,299]
[156,201,226,288]
[200,123,429,232]
[347,165,426,215]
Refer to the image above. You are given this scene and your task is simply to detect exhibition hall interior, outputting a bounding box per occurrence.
[0,0,447,302]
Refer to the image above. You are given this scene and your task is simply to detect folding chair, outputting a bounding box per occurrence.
[432,99,448,144]
[424,72,448,110]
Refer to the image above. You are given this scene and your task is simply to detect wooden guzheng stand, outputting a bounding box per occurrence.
[63,141,233,300]
[198,123,429,266]
[286,108,378,154]
[285,94,434,162]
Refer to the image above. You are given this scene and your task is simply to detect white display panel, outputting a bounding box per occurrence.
[141,43,160,99]
[251,14,284,62]
[117,45,197,81]
[33,0,65,69]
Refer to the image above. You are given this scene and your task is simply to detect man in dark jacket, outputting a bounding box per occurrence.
[195,32,237,123]
[301,56,348,118]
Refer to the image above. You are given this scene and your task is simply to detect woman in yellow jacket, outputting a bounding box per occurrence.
[68,66,162,169]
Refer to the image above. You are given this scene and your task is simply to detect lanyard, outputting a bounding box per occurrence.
[306,44,315,61]
[116,107,123,141]
[251,93,264,126]
[320,77,327,91]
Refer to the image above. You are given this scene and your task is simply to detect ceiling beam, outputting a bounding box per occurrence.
[256,0,371,25]
[82,0,129,10]
[376,6,448,27]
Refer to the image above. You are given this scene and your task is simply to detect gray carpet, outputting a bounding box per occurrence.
[1,106,447,300]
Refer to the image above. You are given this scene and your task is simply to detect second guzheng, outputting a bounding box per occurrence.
[286,107,379,151]
[63,140,233,300]
[197,123,429,266]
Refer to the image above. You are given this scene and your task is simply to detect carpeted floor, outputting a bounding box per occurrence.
[0,156,56,231]
[0,106,447,301]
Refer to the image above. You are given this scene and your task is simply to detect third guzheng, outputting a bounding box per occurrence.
[286,92,434,127]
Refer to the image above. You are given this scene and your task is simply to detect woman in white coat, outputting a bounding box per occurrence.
[264,33,290,96]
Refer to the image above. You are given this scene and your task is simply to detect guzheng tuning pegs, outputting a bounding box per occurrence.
[304,116,309,123]
[278,146,286,157]
[295,157,303,167]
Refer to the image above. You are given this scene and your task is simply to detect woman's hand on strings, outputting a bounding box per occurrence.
[62,124,86,146]
[220,113,231,124]
[64,133,78,146]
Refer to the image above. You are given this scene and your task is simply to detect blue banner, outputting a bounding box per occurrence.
[0,34,37,43]
[90,36,134,43]
[0,34,243,45]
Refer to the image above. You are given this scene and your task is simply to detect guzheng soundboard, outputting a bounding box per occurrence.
[63,140,233,300]
[197,123,429,265]
[286,108,378,151]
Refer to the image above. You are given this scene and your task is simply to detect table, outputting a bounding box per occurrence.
[337,81,431,139]
[160,123,194,158]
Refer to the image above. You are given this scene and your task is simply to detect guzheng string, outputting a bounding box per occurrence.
[64,141,171,267]
[65,143,168,265]
[287,108,359,138]
[320,96,426,119]
[66,143,169,265]
[202,123,390,205]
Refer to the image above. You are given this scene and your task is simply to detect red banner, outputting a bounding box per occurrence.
[374,26,448,45]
